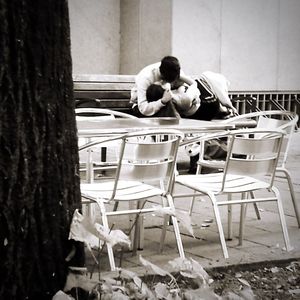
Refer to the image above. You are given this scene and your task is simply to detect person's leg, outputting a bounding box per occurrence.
[192,101,220,121]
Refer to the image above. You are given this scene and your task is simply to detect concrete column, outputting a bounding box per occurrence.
[69,0,120,74]
[120,0,172,74]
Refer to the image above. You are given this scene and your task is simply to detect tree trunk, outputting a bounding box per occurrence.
[0,1,83,298]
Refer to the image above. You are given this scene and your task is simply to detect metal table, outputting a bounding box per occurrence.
[77,117,256,137]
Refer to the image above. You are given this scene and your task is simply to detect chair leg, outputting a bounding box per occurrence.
[164,194,185,259]
[159,196,170,253]
[98,201,116,271]
[113,201,119,211]
[128,201,135,249]
[238,202,247,246]
[210,193,229,259]
[196,160,202,174]
[272,186,293,252]
[130,200,146,254]
[159,214,169,253]
[253,203,261,220]
[86,148,94,183]
[245,192,261,221]
[189,192,196,216]
[188,164,202,216]
[227,193,233,240]
[131,217,141,256]
[278,168,300,228]
[238,204,245,246]
[137,201,145,251]
[250,191,261,220]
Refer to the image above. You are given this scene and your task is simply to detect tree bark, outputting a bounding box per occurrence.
[0,1,83,298]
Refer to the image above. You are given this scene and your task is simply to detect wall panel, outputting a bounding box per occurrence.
[172,0,222,75]
[69,0,120,74]
[277,0,300,89]
[221,0,279,90]
[120,0,172,74]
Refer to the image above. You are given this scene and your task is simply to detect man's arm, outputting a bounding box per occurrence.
[136,78,172,116]
[180,73,195,85]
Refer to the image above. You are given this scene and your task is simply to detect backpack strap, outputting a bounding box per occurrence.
[196,77,217,103]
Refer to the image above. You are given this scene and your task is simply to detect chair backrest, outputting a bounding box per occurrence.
[256,113,298,167]
[76,108,137,159]
[224,110,298,168]
[79,129,184,200]
[221,129,285,191]
[76,108,138,179]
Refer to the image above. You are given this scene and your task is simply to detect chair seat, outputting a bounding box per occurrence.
[176,173,270,194]
[81,180,164,202]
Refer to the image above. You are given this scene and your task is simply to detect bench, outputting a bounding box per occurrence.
[73,74,136,115]
[73,74,300,124]
[73,74,244,115]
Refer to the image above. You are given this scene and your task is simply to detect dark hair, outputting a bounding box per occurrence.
[159,56,180,83]
[146,84,165,102]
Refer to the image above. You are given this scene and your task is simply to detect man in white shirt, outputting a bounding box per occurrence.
[132,56,199,117]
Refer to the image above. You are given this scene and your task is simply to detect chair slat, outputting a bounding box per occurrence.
[257,116,286,129]
[226,131,283,180]
[120,136,179,181]
[231,135,282,156]
[123,139,177,161]
[120,163,171,181]
[226,158,278,177]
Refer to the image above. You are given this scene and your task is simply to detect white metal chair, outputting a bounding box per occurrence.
[195,110,300,228]
[76,108,138,182]
[80,129,185,270]
[173,128,293,259]
[75,107,138,121]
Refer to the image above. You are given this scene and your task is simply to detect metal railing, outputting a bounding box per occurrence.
[229,91,300,127]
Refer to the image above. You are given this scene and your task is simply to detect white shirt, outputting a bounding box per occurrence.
[135,62,164,116]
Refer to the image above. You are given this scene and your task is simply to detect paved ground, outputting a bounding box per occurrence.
[84,131,300,275]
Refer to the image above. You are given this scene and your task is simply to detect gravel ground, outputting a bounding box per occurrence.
[206,259,300,299]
